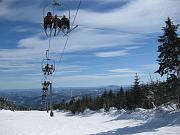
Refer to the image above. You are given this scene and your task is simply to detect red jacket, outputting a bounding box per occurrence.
[44,16,53,24]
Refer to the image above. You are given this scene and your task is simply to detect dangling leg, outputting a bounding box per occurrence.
[48,23,53,38]
[61,25,66,34]
[67,20,70,32]
[54,28,57,36]
[46,22,52,38]
[53,20,59,36]
[57,26,61,35]
[43,23,49,37]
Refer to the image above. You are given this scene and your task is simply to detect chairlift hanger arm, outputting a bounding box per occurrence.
[52,0,61,6]
[43,1,61,17]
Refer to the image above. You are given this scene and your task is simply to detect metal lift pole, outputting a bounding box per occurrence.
[50,82,54,117]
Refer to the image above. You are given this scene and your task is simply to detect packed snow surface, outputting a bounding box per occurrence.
[0,108,180,135]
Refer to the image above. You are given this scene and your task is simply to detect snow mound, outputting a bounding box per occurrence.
[0,107,180,135]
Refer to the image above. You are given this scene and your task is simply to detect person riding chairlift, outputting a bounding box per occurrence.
[42,64,55,75]
[44,12,53,31]
[53,15,61,36]
[61,15,70,32]
[53,15,61,28]
[42,81,49,91]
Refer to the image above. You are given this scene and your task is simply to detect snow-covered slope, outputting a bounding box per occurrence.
[0,108,180,135]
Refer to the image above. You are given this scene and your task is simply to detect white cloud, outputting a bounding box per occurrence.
[17,28,142,53]
[54,73,135,87]
[0,0,42,23]
[94,46,141,58]
[12,26,33,33]
[139,64,159,72]
[0,62,35,72]
[95,50,128,58]
[1,0,179,31]
[0,73,133,89]
[0,48,44,61]
[55,65,86,75]
[0,3,9,17]
[125,46,141,50]
[0,48,44,73]
[76,0,180,33]
[108,68,138,73]
[98,0,123,2]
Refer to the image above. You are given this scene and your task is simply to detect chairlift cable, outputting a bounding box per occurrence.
[78,25,157,36]
[72,0,81,26]
[59,0,81,63]
[60,0,81,62]
[59,36,70,63]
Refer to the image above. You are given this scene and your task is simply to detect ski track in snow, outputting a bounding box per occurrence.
[0,108,180,135]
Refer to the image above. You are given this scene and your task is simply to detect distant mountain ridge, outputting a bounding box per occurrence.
[0,85,130,109]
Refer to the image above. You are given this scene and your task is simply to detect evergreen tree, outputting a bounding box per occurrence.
[0,97,18,111]
[115,87,125,109]
[156,17,180,106]
[156,17,180,86]
[132,73,143,108]
[133,73,140,90]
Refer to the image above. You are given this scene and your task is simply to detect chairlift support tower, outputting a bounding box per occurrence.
[41,49,55,117]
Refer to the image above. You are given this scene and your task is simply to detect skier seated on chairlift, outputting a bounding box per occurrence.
[42,81,49,91]
[61,15,70,32]
[44,12,53,31]
[53,15,61,36]
[49,64,55,74]
[53,15,61,28]
[43,64,50,75]
[43,64,55,75]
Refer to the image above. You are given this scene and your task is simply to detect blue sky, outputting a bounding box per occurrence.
[0,0,180,89]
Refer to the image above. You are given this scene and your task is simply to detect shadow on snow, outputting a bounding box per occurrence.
[89,110,180,135]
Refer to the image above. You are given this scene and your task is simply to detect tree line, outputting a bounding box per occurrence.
[0,97,17,111]
[0,97,29,111]
[54,74,179,114]
[54,17,180,114]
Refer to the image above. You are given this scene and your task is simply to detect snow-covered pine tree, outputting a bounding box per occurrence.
[132,73,143,108]
[156,17,180,85]
[156,17,180,107]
